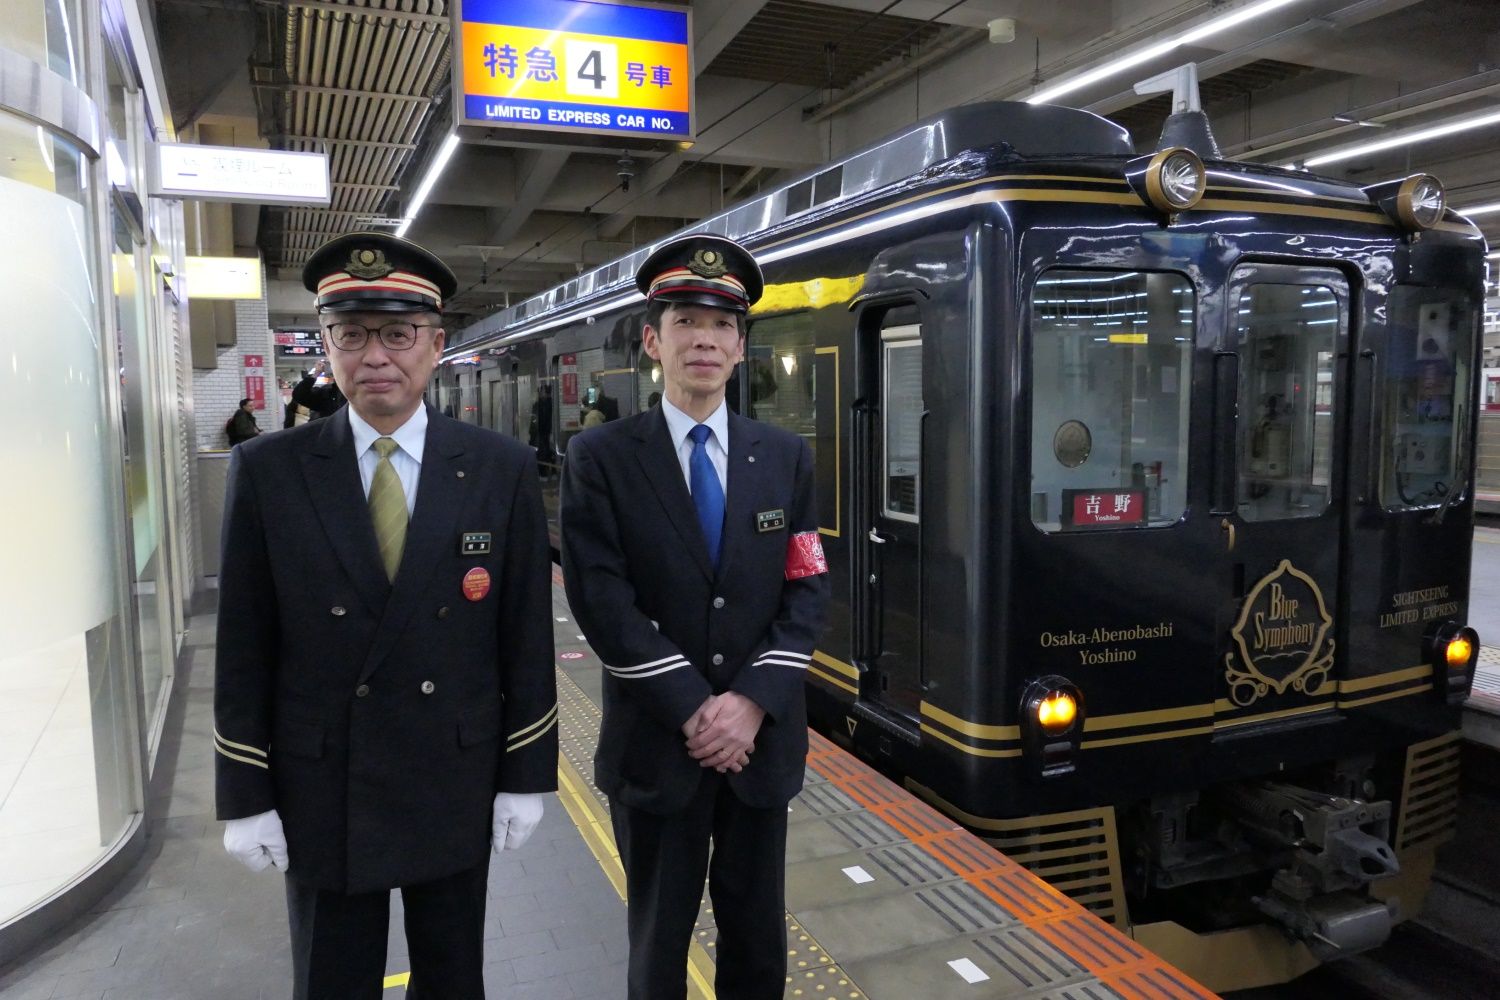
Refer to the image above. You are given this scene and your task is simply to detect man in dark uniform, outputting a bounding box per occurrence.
[560,234,829,999]
[214,232,558,999]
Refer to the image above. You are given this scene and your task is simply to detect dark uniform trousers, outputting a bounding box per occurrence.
[561,407,828,1000]
[610,772,789,1000]
[285,860,488,999]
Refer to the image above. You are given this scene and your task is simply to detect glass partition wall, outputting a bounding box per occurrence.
[0,0,184,934]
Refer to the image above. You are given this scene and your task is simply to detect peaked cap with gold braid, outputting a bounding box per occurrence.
[634,234,763,314]
[302,232,458,314]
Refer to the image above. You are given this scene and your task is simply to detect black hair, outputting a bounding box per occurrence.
[239,398,252,407]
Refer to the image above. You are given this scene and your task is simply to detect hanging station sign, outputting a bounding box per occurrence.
[154,144,330,205]
[452,0,693,149]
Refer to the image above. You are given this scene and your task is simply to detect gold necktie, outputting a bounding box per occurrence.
[369,437,407,582]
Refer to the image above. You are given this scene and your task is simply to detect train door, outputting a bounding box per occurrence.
[482,367,512,434]
[1213,264,1351,726]
[854,312,925,721]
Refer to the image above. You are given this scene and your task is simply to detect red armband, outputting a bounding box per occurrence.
[785,531,827,580]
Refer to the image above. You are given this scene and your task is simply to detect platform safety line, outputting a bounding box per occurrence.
[803,733,1217,998]
[382,972,410,990]
[555,741,717,1000]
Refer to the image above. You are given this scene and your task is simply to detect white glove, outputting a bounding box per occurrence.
[491,793,545,852]
[223,808,289,872]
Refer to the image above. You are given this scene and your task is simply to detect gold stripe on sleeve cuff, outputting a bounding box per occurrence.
[214,728,268,758]
[508,703,558,743]
[214,743,270,769]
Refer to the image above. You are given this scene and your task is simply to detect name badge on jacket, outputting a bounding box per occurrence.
[785,531,828,580]
[756,509,786,533]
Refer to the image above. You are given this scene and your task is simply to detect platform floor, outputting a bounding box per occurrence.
[0,580,1215,999]
[1461,523,1500,747]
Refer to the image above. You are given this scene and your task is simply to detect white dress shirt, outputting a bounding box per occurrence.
[347,405,426,516]
[660,396,728,496]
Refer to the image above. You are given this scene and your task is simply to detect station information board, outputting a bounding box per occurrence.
[453,0,693,147]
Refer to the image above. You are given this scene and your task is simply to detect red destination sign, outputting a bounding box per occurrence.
[1063,489,1144,528]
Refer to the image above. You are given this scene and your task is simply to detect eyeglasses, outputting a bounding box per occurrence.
[324,322,440,352]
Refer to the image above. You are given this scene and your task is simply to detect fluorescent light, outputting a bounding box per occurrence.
[1026,0,1303,106]
[105,140,128,188]
[1486,250,1500,260]
[1294,109,1500,168]
[396,133,461,238]
[1458,201,1500,218]
[185,256,264,299]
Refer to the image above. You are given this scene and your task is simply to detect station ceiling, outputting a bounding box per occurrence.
[150,0,1500,330]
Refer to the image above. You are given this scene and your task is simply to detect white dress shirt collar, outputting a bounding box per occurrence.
[348,404,428,464]
[660,395,728,455]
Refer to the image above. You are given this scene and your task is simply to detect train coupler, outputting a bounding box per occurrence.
[1253,879,1397,960]
[1230,781,1403,958]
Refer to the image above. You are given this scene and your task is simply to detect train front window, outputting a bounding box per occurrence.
[1029,270,1192,532]
[1380,287,1476,509]
[1234,284,1338,521]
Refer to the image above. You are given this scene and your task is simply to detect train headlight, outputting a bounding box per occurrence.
[1396,174,1445,231]
[1021,676,1085,779]
[1146,148,1206,213]
[1363,174,1446,233]
[1429,622,1478,704]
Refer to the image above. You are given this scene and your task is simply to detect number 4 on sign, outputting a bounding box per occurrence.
[565,39,618,99]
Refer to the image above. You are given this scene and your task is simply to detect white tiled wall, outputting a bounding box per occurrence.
[191,290,283,451]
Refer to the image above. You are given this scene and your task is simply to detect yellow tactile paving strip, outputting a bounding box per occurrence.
[555,667,862,999]
[549,572,1214,998]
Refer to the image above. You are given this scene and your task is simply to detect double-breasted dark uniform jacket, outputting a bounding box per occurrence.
[559,407,828,814]
[214,405,558,894]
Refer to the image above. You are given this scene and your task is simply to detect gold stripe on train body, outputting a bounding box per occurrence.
[755,173,1423,263]
[825,655,1442,755]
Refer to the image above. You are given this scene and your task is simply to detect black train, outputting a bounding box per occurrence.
[432,99,1486,991]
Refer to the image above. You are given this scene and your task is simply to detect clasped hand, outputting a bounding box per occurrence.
[682,692,764,773]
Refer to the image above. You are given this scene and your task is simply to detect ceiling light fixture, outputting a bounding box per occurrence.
[1331,114,1385,128]
[1026,0,1303,106]
[1456,200,1500,218]
[395,132,461,239]
[1292,109,1500,168]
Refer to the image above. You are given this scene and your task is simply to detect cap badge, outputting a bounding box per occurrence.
[687,248,728,278]
[345,248,394,280]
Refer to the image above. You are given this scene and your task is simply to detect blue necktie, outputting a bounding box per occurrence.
[688,424,724,568]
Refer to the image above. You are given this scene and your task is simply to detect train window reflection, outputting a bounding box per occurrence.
[882,325,922,521]
[1380,288,1475,509]
[747,313,817,448]
[1235,284,1337,521]
[1029,270,1192,532]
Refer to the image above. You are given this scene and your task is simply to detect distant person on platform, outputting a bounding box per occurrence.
[530,383,554,473]
[214,232,558,998]
[560,234,830,999]
[226,398,261,446]
[287,357,345,424]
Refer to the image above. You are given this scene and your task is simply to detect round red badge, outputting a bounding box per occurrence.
[462,567,491,602]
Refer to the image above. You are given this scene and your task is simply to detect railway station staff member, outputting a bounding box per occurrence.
[213,232,558,999]
[560,234,829,999]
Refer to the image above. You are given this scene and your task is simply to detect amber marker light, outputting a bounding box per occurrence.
[1430,623,1479,703]
[1021,676,1086,779]
[1446,634,1474,670]
[1037,691,1078,734]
